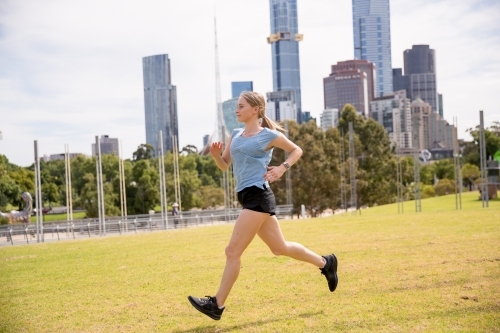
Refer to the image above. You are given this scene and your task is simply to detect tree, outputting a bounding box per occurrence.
[42,183,59,208]
[133,143,155,161]
[462,163,480,190]
[195,186,224,209]
[181,144,199,155]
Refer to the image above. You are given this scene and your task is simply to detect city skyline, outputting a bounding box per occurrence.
[0,0,499,166]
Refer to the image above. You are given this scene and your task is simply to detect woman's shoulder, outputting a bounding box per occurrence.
[262,127,281,139]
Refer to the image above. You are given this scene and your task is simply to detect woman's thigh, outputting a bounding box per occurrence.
[226,209,270,256]
[256,215,287,254]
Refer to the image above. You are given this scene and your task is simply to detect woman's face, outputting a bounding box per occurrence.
[236,96,258,123]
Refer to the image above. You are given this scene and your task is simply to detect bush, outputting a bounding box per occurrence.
[422,185,435,198]
[434,179,456,196]
[0,215,10,225]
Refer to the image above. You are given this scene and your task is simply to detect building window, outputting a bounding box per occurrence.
[377,32,382,38]
[378,40,382,45]
[362,41,366,46]
[377,17,381,23]
[361,26,366,31]
[378,55,383,60]
[377,25,381,30]
[379,62,383,68]
[361,18,365,23]
[361,33,366,38]
[378,47,382,52]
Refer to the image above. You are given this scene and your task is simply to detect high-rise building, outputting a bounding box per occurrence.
[370,90,412,151]
[142,54,178,154]
[268,0,303,122]
[404,45,435,75]
[231,81,253,98]
[394,45,439,113]
[222,97,244,133]
[302,111,316,124]
[352,0,393,97]
[92,135,119,156]
[323,59,375,117]
[266,90,297,122]
[411,97,456,151]
[203,134,209,148]
[320,108,339,131]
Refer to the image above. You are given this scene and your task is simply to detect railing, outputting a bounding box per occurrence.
[0,205,294,246]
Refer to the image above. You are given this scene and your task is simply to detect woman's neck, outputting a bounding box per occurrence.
[243,121,263,136]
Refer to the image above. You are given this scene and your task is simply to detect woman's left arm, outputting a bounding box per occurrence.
[263,133,303,182]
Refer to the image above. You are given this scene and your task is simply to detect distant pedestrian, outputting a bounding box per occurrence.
[172,203,179,229]
[188,91,338,320]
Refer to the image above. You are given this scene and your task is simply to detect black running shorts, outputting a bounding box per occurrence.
[237,185,276,216]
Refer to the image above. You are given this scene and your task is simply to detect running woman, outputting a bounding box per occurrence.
[188,91,338,320]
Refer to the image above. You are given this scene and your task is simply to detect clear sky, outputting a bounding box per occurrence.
[1,0,499,167]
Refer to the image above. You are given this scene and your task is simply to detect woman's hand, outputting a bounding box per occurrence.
[263,165,287,183]
[210,142,224,158]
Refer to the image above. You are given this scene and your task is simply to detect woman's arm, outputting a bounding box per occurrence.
[210,137,232,171]
[263,133,302,182]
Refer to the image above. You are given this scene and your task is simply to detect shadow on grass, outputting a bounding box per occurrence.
[171,310,324,333]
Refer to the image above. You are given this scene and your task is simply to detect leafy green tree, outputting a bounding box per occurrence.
[133,143,155,161]
[42,183,59,208]
[195,186,224,209]
[422,185,435,198]
[433,159,455,180]
[462,163,480,190]
[129,160,160,214]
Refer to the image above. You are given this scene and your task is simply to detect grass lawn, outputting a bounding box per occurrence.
[29,211,87,223]
[1,192,499,332]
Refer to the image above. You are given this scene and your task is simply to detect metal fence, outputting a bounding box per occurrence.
[0,205,294,246]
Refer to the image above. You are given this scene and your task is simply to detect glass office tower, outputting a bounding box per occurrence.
[352,0,393,97]
[142,54,178,154]
[231,81,253,98]
[269,0,303,123]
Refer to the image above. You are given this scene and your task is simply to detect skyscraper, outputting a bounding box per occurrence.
[404,45,438,113]
[142,54,178,154]
[268,0,303,123]
[231,81,253,98]
[323,59,375,117]
[352,0,393,97]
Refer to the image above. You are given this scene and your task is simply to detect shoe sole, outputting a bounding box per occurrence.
[328,254,338,292]
[187,296,221,320]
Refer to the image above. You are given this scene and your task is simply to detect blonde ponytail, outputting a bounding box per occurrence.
[240,91,284,132]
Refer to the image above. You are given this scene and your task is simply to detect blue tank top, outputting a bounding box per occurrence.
[230,128,281,192]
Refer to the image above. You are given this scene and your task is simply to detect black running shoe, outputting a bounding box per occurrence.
[187,295,225,320]
[320,254,338,292]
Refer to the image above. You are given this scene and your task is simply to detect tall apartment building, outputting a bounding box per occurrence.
[142,54,178,154]
[268,0,303,122]
[323,59,375,117]
[352,0,393,96]
[92,135,119,156]
[266,90,297,122]
[370,90,412,150]
[393,45,439,113]
[411,97,456,151]
[231,81,253,98]
[320,108,339,131]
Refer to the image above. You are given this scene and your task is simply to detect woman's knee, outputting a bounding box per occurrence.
[225,244,243,260]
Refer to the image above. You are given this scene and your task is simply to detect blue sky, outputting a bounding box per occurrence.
[0,0,499,166]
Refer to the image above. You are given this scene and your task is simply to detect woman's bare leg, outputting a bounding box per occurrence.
[214,209,270,306]
[257,215,325,268]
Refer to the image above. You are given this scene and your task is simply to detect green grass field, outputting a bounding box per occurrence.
[1,192,499,332]
[29,211,87,223]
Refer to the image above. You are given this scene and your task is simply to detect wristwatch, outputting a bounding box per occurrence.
[283,161,291,170]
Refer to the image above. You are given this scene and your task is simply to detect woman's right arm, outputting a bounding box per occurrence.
[210,138,232,171]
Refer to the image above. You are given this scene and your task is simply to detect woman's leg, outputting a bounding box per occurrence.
[257,215,325,268]
[214,209,270,306]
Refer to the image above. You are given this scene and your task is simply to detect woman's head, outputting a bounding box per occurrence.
[238,91,283,131]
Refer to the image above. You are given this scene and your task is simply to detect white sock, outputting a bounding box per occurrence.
[218,305,225,309]
[322,257,327,268]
